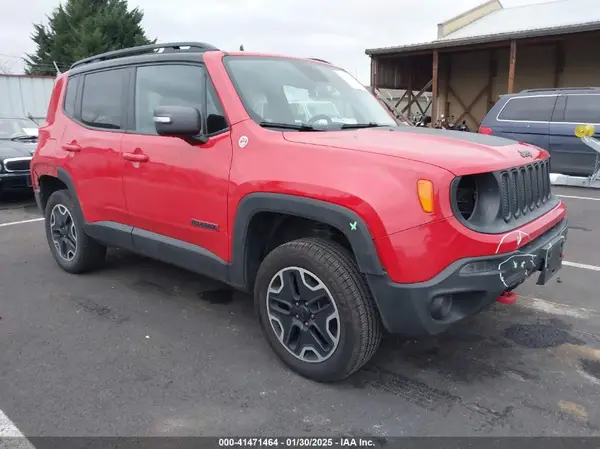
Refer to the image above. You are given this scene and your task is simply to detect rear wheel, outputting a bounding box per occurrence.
[44,189,106,273]
[254,237,382,382]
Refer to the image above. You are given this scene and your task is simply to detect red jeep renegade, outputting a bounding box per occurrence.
[31,42,568,382]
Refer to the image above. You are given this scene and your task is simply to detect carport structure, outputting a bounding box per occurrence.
[366,0,600,130]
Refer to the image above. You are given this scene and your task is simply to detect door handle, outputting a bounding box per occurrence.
[61,143,81,152]
[122,152,149,162]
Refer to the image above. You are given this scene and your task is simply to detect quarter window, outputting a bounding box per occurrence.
[498,96,556,122]
[134,64,228,135]
[80,69,126,129]
[63,75,79,117]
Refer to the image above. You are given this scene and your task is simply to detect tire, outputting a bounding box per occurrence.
[254,237,382,382]
[44,189,106,273]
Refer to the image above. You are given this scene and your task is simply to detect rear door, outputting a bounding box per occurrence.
[59,68,129,225]
[549,93,600,176]
[492,94,557,151]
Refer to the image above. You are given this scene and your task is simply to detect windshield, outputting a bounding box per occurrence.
[0,118,39,139]
[224,56,398,130]
[305,102,339,117]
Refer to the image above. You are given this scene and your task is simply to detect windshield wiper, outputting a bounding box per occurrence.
[10,134,38,141]
[259,121,321,131]
[340,122,387,129]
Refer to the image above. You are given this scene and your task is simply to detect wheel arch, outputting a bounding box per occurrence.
[229,193,385,291]
[38,168,85,224]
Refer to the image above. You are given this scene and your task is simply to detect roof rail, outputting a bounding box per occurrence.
[309,58,331,64]
[70,42,219,70]
[520,87,600,93]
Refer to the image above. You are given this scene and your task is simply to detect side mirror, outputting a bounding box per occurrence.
[154,105,202,137]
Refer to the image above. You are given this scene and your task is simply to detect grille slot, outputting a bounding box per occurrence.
[499,159,551,223]
[3,157,32,172]
[500,172,510,221]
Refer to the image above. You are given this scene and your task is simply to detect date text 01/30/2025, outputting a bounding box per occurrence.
[218,437,376,447]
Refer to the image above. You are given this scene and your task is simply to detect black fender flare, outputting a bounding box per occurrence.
[55,167,86,224]
[229,193,385,290]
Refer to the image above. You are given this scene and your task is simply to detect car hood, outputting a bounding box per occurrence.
[0,140,37,159]
[282,126,546,175]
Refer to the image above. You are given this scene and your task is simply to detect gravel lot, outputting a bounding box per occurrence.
[0,187,599,438]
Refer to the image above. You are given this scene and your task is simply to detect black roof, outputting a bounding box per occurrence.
[519,87,600,93]
[69,42,220,74]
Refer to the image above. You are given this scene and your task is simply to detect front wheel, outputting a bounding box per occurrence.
[254,237,382,382]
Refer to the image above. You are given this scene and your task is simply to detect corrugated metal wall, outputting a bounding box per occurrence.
[0,75,55,123]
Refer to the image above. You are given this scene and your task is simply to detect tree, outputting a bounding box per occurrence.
[239,44,244,51]
[25,0,155,75]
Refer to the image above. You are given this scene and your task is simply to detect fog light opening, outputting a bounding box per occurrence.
[430,295,453,321]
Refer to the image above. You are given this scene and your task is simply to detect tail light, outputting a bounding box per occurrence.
[478,126,493,135]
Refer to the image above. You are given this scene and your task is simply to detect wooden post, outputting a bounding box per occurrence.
[370,57,377,90]
[554,42,564,88]
[507,40,517,94]
[407,59,413,118]
[444,54,452,117]
[487,51,496,112]
[432,50,439,123]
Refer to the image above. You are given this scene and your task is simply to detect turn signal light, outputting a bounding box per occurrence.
[417,179,434,213]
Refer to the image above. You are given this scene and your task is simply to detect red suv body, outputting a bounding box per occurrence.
[31,42,568,382]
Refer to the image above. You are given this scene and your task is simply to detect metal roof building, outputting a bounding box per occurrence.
[366,0,600,128]
[0,74,55,124]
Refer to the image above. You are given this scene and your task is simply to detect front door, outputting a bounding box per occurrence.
[121,63,232,264]
[549,93,600,177]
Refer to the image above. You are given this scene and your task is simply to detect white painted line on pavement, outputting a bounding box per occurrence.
[518,295,594,319]
[0,409,35,448]
[557,194,600,201]
[0,218,44,228]
[563,260,600,272]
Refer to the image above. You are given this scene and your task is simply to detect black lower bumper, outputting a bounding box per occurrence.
[367,218,569,337]
[0,173,33,192]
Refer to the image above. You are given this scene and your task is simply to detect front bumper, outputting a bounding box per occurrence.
[0,172,33,192]
[367,218,569,337]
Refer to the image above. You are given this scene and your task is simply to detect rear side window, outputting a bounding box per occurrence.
[81,69,126,129]
[63,76,79,117]
[498,96,556,122]
[563,95,600,123]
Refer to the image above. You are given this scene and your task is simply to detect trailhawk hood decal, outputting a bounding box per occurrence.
[282,127,546,175]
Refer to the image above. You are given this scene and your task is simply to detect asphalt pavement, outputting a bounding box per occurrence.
[0,187,599,438]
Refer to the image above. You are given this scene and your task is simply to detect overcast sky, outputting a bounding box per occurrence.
[2,0,550,83]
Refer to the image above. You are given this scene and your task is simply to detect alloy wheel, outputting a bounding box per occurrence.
[50,204,77,261]
[266,266,340,363]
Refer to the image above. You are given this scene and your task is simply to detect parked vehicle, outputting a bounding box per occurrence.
[479,87,600,177]
[0,117,39,196]
[31,42,568,382]
[416,115,432,127]
[435,114,470,132]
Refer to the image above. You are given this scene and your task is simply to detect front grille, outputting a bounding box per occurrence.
[499,159,551,222]
[3,157,32,172]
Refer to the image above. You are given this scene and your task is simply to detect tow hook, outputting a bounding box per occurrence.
[497,291,518,304]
